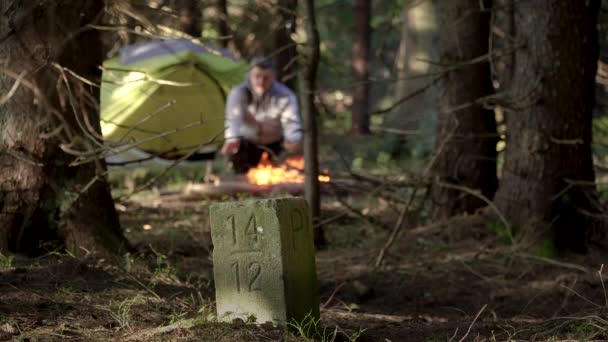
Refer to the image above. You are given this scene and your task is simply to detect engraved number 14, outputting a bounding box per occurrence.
[227,214,259,245]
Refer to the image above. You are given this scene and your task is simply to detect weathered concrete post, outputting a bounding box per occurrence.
[209,197,320,326]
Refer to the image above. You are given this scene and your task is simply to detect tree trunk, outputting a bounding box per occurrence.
[388,1,438,157]
[494,0,602,252]
[300,0,325,245]
[431,0,497,219]
[350,0,371,134]
[274,0,298,90]
[0,0,129,256]
[596,0,608,117]
[216,0,231,48]
[493,0,515,89]
[176,0,203,38]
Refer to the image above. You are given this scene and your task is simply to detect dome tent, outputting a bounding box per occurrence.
[100,39,248,164]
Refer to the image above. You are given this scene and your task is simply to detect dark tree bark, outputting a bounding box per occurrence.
[596,0,608,116]
[216,0,231,48]
[350,0,371,134]
[431,0,497,219]
[494,0,603,252]
[0,0,129,255]
[175,0,203,38]
[493,0,515,89]
[300,0,325,245]
[274,0,298,90]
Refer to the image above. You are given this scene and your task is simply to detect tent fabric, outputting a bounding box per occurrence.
[119,39,239,65]
[100,39,249,159]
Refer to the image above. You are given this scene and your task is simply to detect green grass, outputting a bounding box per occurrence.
[97,295,146,332]
[288,312,367,342]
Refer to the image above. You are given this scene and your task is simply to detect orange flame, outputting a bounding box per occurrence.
[246,152,330,185]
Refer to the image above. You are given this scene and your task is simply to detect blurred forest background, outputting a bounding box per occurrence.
[3,0,608,341]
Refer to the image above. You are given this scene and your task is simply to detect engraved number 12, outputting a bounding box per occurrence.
[231,261,261,292]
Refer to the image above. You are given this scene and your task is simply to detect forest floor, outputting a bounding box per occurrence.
[2,186,608,341]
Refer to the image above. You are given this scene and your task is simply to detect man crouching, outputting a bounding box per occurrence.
[221,56,302,174]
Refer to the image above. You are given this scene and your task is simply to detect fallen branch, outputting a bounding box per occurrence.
[121,318,196,341]
[321,282,346,309]
[314,212,348,229]
[374,205,408,268]
[374,185,428,268]
[515,253,589,273]
[450,304,487,342]
[335,197,391,231]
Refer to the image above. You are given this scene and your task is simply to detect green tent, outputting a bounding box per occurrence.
[100,40,249,159]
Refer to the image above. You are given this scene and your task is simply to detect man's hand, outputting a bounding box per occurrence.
[221,140,240,155]
[283,140,301,153]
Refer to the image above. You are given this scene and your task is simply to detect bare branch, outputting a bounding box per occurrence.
[0,70,27,105]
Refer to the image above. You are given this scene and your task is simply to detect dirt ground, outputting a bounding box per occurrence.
[1,191,608,341]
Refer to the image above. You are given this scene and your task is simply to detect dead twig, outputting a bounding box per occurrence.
[321,282,346,309]
[374,205,408,268]
[116,130,224,201]
[0,70,27,105]
[560,284,602,309]
[599,264,608,308]
[370,75,441,116]
[460,260,495,284]
[120,318,196,341]
[373,184,429,268]
[371,114,461,268]
[515,253,589,273]
[451,304,487,342]
[314,212,348,229]
[436,180,513,244]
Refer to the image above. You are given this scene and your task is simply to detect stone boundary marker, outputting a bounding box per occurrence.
[209,197,320,326]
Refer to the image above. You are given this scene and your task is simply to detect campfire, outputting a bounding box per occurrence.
[247,152,330,185]
[180,152,330,200]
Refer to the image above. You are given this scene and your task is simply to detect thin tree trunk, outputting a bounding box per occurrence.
[300,0,324,245]
[493,0,515,90]
[431,0,497,219]
[216,0,231,48]
[274,0,298,90]
[494,0,603,252]
[351,0,371,134]
[0,0,129,255]
[596,0,608,116]
[389,1,438,157]
[176,0,203,38]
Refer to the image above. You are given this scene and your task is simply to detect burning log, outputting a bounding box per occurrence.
[246,152,329,185]
[163,152,331,201]
[182,181,305,199]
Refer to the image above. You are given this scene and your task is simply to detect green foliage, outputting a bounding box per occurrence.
[486,221,512,243]
[123,252,135,273]
[566,321,598,339]
[321,133,426,175]
[535,239,559,259]
[149,245,175,278]
[196,302,218,323]
[0,252,14,269]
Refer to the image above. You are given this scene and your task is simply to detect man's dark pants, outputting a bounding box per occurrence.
[229,139,283,174]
